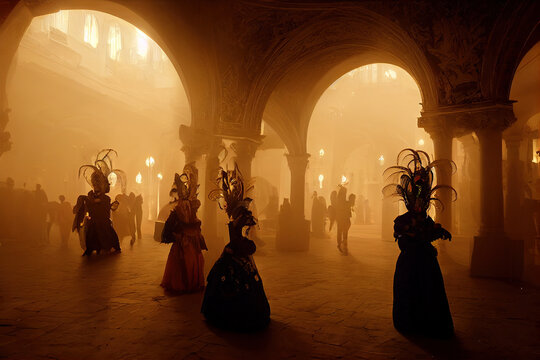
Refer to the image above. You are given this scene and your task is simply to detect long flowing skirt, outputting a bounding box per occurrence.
[201,251,270,331]
[161,239,205,293]
[393,247,453,337]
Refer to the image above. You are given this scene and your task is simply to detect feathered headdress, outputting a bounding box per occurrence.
[169,162,199,202]
[382,148,456,212]
[208,163,254,222]
[78,149,126,192]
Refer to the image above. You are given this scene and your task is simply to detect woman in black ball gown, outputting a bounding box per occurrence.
[202,165,270,331]
[383,149,456,338]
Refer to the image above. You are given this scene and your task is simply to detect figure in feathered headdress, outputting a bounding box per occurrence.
[383,148,455,338]
[72,149,122,256]
[202,163,270,331]
[160,162,207,293]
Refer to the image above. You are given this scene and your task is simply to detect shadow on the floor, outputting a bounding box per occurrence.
[403,332,473,359]
[205,319,310,355]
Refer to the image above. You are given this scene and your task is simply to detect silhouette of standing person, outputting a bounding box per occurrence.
[161,164,207,293]
[34,184,49,245]
[202,165,270,331]
[384,149,455,338]
[73,149,123,256]
[335,186,355,255]
[57,195,72,247]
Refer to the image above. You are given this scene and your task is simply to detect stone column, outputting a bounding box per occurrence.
[230,138,260,182]
[286,153,310,219]
[202,137,225,268]
[179,124,208,164]
[427,127,454,232]
[277,153,310,251]
[503,131,524,239]
[469,105,523,279]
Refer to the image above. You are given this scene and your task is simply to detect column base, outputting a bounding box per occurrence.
[276,219,310,251]
[470,235,523,279]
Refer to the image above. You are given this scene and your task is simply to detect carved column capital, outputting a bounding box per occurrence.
[285,153,310,173]
[179,125,214,163]
[419,102,516,137]
[230,136,263,161]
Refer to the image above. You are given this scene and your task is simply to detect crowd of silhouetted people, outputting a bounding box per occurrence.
[0,176,143,249]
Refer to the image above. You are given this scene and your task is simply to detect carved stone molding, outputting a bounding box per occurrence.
[179,125,214,163]
[285,152,310,172]
[230,136,263,161]
[419,102,516,137]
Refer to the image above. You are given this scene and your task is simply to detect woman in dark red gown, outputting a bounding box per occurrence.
[160,164,207,293]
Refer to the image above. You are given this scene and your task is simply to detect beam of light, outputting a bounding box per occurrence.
[135,172,142,184]
[384,69,397,80]
[318,174,324,189]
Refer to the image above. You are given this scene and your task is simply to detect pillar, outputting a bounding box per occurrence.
[277,153,310,251]
[286,153,310,219]
[470,106,523,279]
[503,132,524,238]
[230,138,260,182]
[427,127,454,232]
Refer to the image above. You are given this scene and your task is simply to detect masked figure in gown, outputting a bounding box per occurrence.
[73,149,123,256]
[202,165,270,331]
[383,149,456,338]
[160,163,207,293]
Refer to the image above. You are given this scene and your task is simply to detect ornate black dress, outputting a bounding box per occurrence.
[73,191,121,254]
[392,211,453,337]
[201,223,270,331]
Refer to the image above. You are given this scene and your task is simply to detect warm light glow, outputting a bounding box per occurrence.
[108,172,117,187]
[83,14,99,48]
[384,69,397,80]
[341,175,347,184]
[378,155,385,166]
[318,174,324,189]
[145,156,155,167]
[418,138,425,146]
[108,24,122,60]
[135,172,142,184]
[319,148,325,157]
[136,29,149,58]
[157,173,163,180]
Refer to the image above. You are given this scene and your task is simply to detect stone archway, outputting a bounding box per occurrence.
[0,0,219,157]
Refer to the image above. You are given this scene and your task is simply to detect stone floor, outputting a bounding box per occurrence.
[0,225,539,359]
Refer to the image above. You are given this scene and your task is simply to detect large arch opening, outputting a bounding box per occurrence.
[306,63,433,243]
[504,41,540,284]
[0,9,190,245]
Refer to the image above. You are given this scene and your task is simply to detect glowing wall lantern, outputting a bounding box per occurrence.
[319,148,325,157]
[318,174,324,189]
[135,172,142,184]
[378,155,385,166]
[418,138,425,146]
[341,175,347,184]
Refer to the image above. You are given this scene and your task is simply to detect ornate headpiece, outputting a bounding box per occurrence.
[382,148,456,212]
[208,163,255,225]
[78,149,126,193]
[169,162,199,202]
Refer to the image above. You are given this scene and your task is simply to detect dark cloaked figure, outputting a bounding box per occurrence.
[161,163,207,293]
[202,165,270,331]
[73,149,123,256]
[335,187,355,255]
[383,148,456,338]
